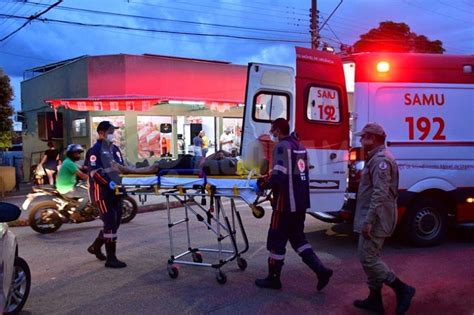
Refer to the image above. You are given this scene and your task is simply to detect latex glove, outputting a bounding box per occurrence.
[250,181,261,193]
[109,181,117,191]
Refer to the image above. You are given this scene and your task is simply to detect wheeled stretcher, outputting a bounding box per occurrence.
[118,169,270,284]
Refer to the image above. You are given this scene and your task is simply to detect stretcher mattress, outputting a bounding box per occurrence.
[121,175,258,204]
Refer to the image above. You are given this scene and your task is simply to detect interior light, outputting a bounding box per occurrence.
[467,198,474,203]
[376,61,390,73]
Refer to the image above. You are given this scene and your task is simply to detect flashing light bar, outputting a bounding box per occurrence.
[376,61,390,73]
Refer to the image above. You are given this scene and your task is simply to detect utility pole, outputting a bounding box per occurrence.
[310,0,319,50]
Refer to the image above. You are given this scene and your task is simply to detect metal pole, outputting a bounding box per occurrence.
[311,0,319,49]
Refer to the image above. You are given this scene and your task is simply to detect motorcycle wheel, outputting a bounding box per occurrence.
[3,257,31,315]
[120,196,138,224]
[28,201,63,234]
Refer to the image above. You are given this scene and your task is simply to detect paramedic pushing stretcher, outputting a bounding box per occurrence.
[85,121,159,268]
[254,118,333,290]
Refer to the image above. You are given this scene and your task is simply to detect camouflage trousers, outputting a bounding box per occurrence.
[358,234,396,290]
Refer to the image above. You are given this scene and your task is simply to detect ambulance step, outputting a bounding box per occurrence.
[307,211,343,223]
[457,222,474,229]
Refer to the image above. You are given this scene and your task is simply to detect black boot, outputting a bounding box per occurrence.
[87,231,106,261]
[301,251,333,291]
[386,278,416,315]
[104,241,127,268]
[255,259,283,289]
[354,288,385,314]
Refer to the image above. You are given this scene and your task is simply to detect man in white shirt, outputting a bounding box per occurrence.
[220,127,234,153]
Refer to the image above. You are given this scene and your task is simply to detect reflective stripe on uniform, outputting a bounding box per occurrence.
[269,252,285,260]
[273,164,288,174]
[103,232,117,239]
[287,149,296,212]
[296,243,312,254]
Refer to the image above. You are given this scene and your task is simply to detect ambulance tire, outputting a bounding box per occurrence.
[403,197,448,247]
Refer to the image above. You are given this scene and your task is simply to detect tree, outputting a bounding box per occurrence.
[353,21,445,54]
[0,70,14,150]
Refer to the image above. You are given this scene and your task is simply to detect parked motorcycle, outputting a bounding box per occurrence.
[22,184,138,234]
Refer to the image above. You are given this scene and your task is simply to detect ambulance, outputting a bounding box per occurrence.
[241,47,474,246]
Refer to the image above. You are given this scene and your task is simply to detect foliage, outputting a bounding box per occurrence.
[0,71,14,149]
[353,21,445,54]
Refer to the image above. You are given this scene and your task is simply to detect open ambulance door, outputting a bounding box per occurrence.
[240,63,295,174]
[295,47,349,214]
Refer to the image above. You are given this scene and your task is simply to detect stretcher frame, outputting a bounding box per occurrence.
[117,169,271,284]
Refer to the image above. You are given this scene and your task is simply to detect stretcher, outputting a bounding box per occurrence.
[118,169,270,284]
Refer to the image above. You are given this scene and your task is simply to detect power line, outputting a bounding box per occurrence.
[173,0,309,17]
[0,13,311,44]
[0,0,63,42]
[24,1,309,36]
[128,0,309,27]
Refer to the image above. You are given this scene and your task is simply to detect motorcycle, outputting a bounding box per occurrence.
[22,183,138,234]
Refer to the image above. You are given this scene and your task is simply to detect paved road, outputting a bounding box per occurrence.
[10,199,474,315]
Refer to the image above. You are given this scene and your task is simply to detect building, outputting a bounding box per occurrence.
[21,53,247,179]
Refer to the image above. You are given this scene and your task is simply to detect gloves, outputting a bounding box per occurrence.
[109,181,117,191]
[250,181,261,193]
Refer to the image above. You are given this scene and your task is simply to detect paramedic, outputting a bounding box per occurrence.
[254,118,333,291]
[353,123,415,315]
[86,121,160,268]
[219,127,234,153]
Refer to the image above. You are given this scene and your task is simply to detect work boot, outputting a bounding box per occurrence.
[255,258,283,289]
[386,278,416,315]
[87,230,106,261]
[104,241,127,268]
[301,251,333,291]
[353,288,385,314]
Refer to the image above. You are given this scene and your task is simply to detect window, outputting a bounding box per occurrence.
[72,118,87,137]
[91,116,126,155]
[137,116,173,159]
[253,92,289,122]
[306,86,341,123]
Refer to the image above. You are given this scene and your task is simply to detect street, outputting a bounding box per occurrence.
[10,199,474,315]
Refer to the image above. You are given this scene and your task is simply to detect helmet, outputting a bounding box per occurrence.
[66,144,84,153]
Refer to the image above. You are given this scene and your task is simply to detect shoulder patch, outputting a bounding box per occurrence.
[90,155,97,162]
[378,161,388,170]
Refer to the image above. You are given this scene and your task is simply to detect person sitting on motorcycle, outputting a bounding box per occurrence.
[56,144,89,222]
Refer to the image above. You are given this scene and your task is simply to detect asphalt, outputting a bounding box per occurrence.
[9,198,474,315]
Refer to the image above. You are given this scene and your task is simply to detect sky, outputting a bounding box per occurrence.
[0,0,473,112]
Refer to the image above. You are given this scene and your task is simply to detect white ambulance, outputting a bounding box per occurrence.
[241,47,474,246]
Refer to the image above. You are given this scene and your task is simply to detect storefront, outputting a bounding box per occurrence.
[21,54,247,178]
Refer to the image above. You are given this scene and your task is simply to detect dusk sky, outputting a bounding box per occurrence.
[0,0,473,112]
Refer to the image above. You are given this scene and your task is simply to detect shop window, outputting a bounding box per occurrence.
[252,92,289,122]
[306,86,341,123]
[72,118,87,137]
[137,116,173,159]
[91,116,126,155]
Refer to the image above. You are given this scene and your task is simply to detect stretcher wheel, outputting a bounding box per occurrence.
[192,252,203,263]
[216,271,227,284]
[167,265,179,279]
[252,206,265,219]
[237,257,247,271]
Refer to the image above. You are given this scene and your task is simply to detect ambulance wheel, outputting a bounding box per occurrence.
[167,265,179,279]
[216,271,227,284]
[192,252,203,263]
[237,257,247,271]
[252,206,265,219]
[403,196,448,247]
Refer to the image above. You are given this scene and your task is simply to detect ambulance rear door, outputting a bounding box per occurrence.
[240,63,295,172]
[295,47,349,212]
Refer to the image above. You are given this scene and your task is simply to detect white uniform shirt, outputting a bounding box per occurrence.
[220,132,234,152]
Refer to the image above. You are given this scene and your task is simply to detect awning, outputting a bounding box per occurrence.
[46,96,243,113]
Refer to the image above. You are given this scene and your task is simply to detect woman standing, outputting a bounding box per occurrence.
[38,141,61,185]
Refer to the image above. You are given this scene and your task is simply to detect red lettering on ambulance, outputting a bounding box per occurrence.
[404,93,445,106]
[317,89,336,99]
